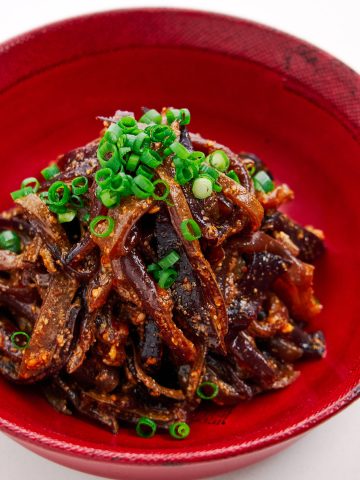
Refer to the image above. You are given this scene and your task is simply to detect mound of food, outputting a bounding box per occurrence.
[0,107,325,439]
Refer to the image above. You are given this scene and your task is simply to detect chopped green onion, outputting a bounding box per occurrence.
[0,230,21,253]
[157,268,178,289]
[165,108,179,124]
[152,179,170,201]
[95,168,113,188]
[169,422,190,440]
[192,176,213,199]
[99,189,120,208]
[180,219,202,241]
[82,212,90,223]
[175,165,197,185]
[158,250,180,270]
[118,147,132,166]
[48,204,67,214]
[199,164,219,181]
[136,417,157,438]
[110,173,132,195]
[104,123,122,144]
[41,164,60,181]
[39,191,49,203]
[188,151,205,163]
[146,125,176,146]
[196,381,219,400]
[131,175,154,199]
[117,116,138,133]
[246,164,256,176]
[10,331,30,350]
[89,215,115,238]
[140,149,162,168]
[58,209,76,223]
[11,187,33,201]
[179,108,191,125]
[136,165,154,180]
[139,109,162,125]
[70,195,84,209]
[21,177,40,193]
[208,150,230,172]
[147,263,161,281]
[213,182,223,193]
[71,176,88,195]
[253,170,275,193]
[133,132,151,154]
[168,141,190,160]
[226,170,240,184]
[126,153,140,172]
[97,141,121,173]
[48,181,71,206]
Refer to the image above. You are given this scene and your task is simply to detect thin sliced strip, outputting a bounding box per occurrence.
[131,346,185,400]
[217,173,264,232]
[19,273,79,380]
[157,162,228,351]
[234,231,321,320]
[121,250,196,363]
[15,194,71,255]
[91,196,154,259]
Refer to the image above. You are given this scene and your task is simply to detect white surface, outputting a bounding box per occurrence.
[0,1,359,479]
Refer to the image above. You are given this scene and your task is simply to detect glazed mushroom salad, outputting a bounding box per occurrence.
[0,107,325,440]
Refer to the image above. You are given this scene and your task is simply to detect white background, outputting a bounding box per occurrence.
[0,1,359,479]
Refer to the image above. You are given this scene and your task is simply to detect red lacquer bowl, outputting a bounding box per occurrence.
[0,8,359,480]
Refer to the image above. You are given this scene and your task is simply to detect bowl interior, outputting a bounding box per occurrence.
[0,10,359,462]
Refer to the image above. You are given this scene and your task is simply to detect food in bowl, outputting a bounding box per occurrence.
[0,107,325,440]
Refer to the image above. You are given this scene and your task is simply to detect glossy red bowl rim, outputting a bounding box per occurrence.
[0,7,359,466]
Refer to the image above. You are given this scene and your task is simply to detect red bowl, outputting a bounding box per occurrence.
[0,8,359,480]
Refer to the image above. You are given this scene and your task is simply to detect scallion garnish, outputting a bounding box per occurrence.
[99,189,120,208]
[157,268,178,289]
[41,164,60,181]
[192,176,213,199]
[196,381,219,400]
[48,181,71,206]
[103,123,122,144]
[110,173,132,195]
[21,177,40,193]
[0,230,21,253]
[179,108,191,125]
[58,209,76,223]
[168,141,190,160]
[82,212,90,223]
[71,176,89,195]
[90,215,115,238]
[10,331,30,350]
[117,116,138,133]
[136,164,154,180]
[158,250,180,270]
[10,187,33,201]
[208,150,230,172]
[126,153,140,172]
[253,170,274,193]
[199,164,219,181]
[95,168,113,188]
[70,195,84,209]
[140,149,162,168]
[97,141,120,173]
[152,179,170,201]
[136,417,157,438]
[169,422,190,440]
[139,109,162,125]
[226,170,240,184]
[180,219,202,241]
[131,174,154,199]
